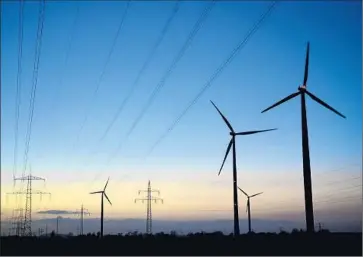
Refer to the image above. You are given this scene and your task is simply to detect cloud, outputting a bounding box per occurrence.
[37,210,81,215]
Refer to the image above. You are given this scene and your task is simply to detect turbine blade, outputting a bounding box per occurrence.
[90,191,103,194]
[303,42,310,86]
[246,199,249,213]
[261,92,300,113]
[237,186,249,197]
[235,128,277,136]
[210,101,234,133]
[104,193,112,206]
[104,177,110,191]
[218,139,233,176]
[250,192,263,198]
[305,90,346,119]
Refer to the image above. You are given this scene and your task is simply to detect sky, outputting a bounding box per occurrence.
[1,1,362,233]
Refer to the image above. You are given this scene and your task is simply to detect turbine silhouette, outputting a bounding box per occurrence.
[90,177,112,238]
[261,42,346,233]
[238,186,263,233]
[211,100,276,236]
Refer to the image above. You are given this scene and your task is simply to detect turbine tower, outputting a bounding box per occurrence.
[90,177,112,237]
[238,187,263,233]
[135,180,163,235]
[261,42,346,233]
[211,100,276,236]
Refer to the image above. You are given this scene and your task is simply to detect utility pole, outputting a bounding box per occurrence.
[317,222,325,232]
[75,204,90,235]
[135,180,163,234]
[56,216,61,235]
[6,186,50,237]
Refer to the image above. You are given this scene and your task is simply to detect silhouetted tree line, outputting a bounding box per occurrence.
[1,229,361,256]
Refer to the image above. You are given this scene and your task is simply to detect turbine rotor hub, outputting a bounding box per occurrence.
[230,132,235,136]
[298,85,306,91]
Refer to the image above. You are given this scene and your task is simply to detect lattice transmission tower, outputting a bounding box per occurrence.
[7,174,51,236]
[10,208,24,236]
[74,204,90,235]
[135,180,163,234]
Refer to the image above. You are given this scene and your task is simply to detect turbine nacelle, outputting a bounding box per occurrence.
[298,85,306,92]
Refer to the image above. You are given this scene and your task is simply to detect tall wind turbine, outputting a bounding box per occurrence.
[238,187,263,233]
[211,101,276,236]
[261,42,346,233]
[90,177,112,237]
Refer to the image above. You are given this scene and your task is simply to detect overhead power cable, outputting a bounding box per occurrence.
[13,0,25,183]
[17,1,46,233]
[97,0,181,144]
[11,0,25,237]
[108,1,216,163]
[72,1,131,150]
[145,1,278,157]
[22,0,46,175]
[51,3,80,112]
[192,184,362,215]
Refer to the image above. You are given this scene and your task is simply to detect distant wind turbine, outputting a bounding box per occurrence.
[211,100,277,236]
[90,177,112,238]
[238,187,263,233]
[261,42,346,233]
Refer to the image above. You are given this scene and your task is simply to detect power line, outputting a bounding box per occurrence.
[13,0,25,182]
[97,0,181,145]
[191,187,361,215]
[22,0,46,175]
[11,0,25,235]
[145,1,278,158]
[51,3,80,112]
[17,0,46,235]
[253,185,362,212]
[262,173,361,192]
[107,1,216,163]
[253,195,362,214]
[72,1,131,150]
[318,176,361,188]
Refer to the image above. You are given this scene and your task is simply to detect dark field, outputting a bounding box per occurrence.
[1,231,362,256]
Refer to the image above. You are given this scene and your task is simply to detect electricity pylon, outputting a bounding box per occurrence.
[135,180,163,235]
[8,193,23,236]
[7,174,51,236]
[75,204,90,235]
[10,208,23,236]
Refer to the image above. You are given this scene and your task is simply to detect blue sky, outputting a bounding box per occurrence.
[1,1,361,228]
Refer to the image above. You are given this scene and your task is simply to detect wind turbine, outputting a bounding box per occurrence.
[90,177,112,237]
[211,100,276,236]
[261,42,346,233]
[238,186,263,233]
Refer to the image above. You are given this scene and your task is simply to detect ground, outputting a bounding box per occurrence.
[1,231,362,256]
